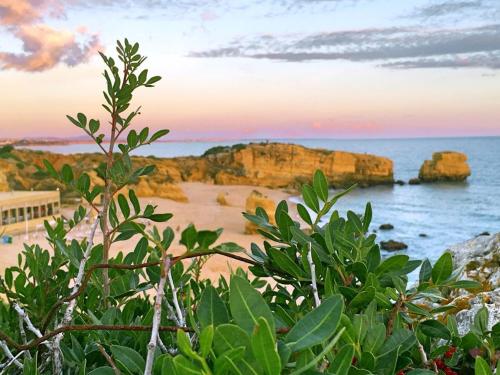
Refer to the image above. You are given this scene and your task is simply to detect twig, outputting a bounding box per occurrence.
[168,271,186,328]
[307,243,321,308]
[13,304,44,340]
[0,341,22,370]
[144,257,171,375]
[157,337,168,354]
[386,297,403,336]
[53,214,100,373]
[96,343,121,375]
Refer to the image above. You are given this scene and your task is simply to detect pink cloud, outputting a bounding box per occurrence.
[0,0,101,72]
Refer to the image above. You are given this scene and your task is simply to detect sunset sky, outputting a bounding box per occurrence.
[1,0,499,140]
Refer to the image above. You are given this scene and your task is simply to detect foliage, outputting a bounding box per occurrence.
[0,40,498,375]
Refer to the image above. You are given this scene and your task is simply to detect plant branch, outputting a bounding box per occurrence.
[0,341,22,370]
[144,256,171,375]
[96,343,121,375]
[307,243,321,308]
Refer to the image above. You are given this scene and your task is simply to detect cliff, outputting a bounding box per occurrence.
[0,143,394,199]
[418,151,471,182]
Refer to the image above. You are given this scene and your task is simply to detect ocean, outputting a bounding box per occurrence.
[23,137,500,265]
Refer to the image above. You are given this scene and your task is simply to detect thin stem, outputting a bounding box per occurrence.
[96,343,121,375]
[53,214,101,371]
[144,257,171,375]
[168,271,186,328]
[307,243,321,308]
[0,341,22,370]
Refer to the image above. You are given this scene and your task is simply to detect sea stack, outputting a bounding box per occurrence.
[418,151,471,182]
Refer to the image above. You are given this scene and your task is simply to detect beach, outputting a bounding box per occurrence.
[0,182,291,281]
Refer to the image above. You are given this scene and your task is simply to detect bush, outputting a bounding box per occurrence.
[0,40,498,375]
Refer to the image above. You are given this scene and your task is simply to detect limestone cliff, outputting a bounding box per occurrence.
[0,143,394,199]
[418,151,471,182]
[170,143,394,188]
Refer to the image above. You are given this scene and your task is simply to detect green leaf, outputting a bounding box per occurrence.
[475,357,493,375]
[173,356,203,374]
[230,275,275,334]
[61,164,74,183]
[213,324,250,355]
[419,258,432,284]
[285,295,343,352]
[199,325,214,358]
[448,280,482,289]
[251,317,281,375]
[313,170,329,202]
[110,345,145,374]
[419,320,451,340]
[150,129,170,142]
[329,344,354,375]
[363,202,372,232]
[378,329,416,357]
[149,213,173,222]
[407,370,437,375]
[117,194,130,219]
[67,115,84,128]
[197,285,229,329]
[88,367,115,375]
[375,255,409,275]
[268,248,304,278]
[289,327,345,375]
[129,189,140,214]
[77,112,87,127]
[297,204,312,225]
[432,252,453,284]
[177,330,199,360]
[302,184,319,213]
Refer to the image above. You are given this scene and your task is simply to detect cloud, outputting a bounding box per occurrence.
[409,0,484,19]
[0,0,101,72]
[190,24,500,69]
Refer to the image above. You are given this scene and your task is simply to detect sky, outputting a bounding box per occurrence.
[0,0,499,140]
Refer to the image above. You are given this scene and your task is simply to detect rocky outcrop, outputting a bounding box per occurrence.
[134,179,188,203]
[446,233,499,335]
[0,170,9,191]
[380,240,407,251]
[216,192,229,206]
[418,151,471,182]
[244,190,276,234]
[205,143,394,188]
[1,143,395,198]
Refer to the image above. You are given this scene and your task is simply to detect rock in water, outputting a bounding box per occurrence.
[408,178,421,185]
[446,233,499,335]
[418,151,471,182]
[379,223,394,230]
[244,190,276,234]
[380,240,408,251]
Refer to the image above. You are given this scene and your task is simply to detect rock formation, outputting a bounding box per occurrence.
[134,179,188,203]
[446,233,499,335]
[418,151,471,182]
[216,192,229,206]
[380,240,407,251]
[244,190,276,234]
[0,144,395,198]
[0,170,8,192]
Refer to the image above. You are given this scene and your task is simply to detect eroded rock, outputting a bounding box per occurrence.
[380,240,408,251]
[418,151,471,182]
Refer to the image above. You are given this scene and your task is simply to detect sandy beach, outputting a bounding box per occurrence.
[0,182,292,281]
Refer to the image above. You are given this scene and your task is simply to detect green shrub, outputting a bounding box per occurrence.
[0,40,498,375]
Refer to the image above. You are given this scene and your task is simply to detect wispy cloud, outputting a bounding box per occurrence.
[190,24,500,69]
[0,0,101,72]
[409,0,483,19]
